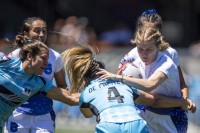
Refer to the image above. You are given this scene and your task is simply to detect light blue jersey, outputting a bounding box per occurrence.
[0,53,53,127]
[79,78,149,133]
[80,78,142,123]
[9,48,63,115]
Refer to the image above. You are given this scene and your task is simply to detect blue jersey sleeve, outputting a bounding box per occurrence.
[129,86,141,100]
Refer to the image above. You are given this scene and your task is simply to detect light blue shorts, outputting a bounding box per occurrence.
[95,119,149,133]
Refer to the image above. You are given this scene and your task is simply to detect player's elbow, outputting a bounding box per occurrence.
[145,83,156,92]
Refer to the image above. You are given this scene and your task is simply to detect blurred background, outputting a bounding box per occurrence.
[1,0,200,132]
[1,0,200,47]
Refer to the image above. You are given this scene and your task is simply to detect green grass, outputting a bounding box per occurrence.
[55,119,95,133]
[55,128,93,133]
[55,113,96,133]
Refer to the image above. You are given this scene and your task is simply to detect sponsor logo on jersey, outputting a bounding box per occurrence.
[22,88,31,96]
[44,63,52,75]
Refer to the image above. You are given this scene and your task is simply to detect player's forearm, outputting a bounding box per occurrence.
[47,87,79,106]
[178,66,188,99]
[121,76,155,92]
[153,95,187,109]
[60,90,79,106]
[181,87,188,99]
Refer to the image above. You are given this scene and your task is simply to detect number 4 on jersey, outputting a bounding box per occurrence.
[108,87,124,103]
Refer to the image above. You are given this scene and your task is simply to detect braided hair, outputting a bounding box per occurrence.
[131,9,170,51]
[132,27,170,52]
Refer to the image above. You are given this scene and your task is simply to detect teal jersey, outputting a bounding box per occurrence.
[79,78,142,123]
[0,53,53,127]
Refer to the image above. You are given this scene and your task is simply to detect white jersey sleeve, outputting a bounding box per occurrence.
[163,47,180,67]
[156,54,178,79]
[8,48,21,60]
[49,48,63,73]
[42,48,63,81]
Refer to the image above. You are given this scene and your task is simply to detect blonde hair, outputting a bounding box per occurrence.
[61,44,97,93]
[131,28,170,52]
[137,12,162,31]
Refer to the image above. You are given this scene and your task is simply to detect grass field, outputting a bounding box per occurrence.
[55,128,93,133]
[55,113,95,133]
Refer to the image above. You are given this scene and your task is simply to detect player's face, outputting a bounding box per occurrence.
[31,47,49,75]
[28,20,47,43]
[136,41,158,65]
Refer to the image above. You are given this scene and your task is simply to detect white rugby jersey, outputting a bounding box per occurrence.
[134,52,181,98]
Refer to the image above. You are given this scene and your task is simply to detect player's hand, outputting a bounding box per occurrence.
[186,98,196,113]
[71,92,80,103]
[97,69,121,80]
[179,98,189,112]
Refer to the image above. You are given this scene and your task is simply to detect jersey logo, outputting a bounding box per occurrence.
[44,63,52,75]
[10,122,18,132]
[22,88,31,96]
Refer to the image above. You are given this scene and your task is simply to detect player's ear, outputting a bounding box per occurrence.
[27,53,33,61]
[24,31,28,36]
[23,31,30,40]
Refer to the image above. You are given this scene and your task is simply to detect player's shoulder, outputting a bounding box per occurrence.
[48,48,61,55]
[8,48,21,58]
[128,47,137,54]
[165,47,178,55]
[11,48,21,53]
[48,48,62,58]
[160,53,176,68]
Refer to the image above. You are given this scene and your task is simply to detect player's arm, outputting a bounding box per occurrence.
[54,68,68,88]
[178,66,196,113]
[178,66,188,99]
[47,86,80,106]
[127,71,167,92]
[98,69,167,92]
[135,91,188,111]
